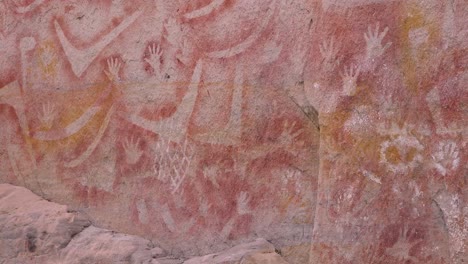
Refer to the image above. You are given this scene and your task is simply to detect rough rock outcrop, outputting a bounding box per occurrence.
[0,184,163,264]
[0,183,90,262]
[184,238,286,264]
[240,253,289,264]
[59,226,165,264]
[0,183,291,264]
[0,0,466,263]
[0,0,318,254]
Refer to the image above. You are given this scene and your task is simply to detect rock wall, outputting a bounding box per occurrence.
[0,184,162,264]
[0,0,319,257]
[1,183,291,264]
[307,1,467,263]
[0,0,466,263]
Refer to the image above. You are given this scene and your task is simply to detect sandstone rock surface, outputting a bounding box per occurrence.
[0,0,466,263]
[0,184,164,264]
[0,183,292,264]
[184,238,285,264]
[240,253,289,264]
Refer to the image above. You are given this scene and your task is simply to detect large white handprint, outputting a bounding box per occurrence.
[145,43,163,80]
[319,37,341,72]
[364,23,392,63]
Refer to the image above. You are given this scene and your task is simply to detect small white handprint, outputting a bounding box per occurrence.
[433,141,460,176]
[122,136,143,165]
[319,37,341,72]
[364,23,392,62]
[39,101,57,129]
[105,57,121,82]
[278,120,304,146]
[145,43,163,78]
[341,64,361,96]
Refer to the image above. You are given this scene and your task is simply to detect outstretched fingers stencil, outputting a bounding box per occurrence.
[145,43,163,79]
[320,37,341,72]
[32,84,114,141]
[123,136,143,165]
[432,141,460,176]
[39,102,57,130]
[364,22,392,62]
[105,57,122,82]
[341,64,361,96]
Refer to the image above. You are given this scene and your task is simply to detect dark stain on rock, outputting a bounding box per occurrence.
[25,229,37,252]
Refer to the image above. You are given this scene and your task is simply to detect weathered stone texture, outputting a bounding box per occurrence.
[0,0,466,263]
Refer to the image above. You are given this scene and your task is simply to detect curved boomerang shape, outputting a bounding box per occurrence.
[184,0,226,20]
[32,84,113,141]
[65,105,115,168]
[206,0,276,59]
[128,60,203,143]
[54,10,142,77]
[15,0,45,13]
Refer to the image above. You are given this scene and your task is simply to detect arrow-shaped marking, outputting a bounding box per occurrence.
[54,10,142,77]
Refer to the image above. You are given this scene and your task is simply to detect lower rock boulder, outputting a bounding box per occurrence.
[59,226,160,264]
[240,253,289,264]
[0,184,164,264]
[0,183,90,261]
[184,238,287,264]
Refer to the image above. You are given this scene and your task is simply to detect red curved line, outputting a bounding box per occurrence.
[184,0,226,20]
